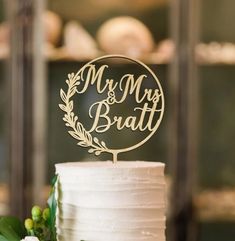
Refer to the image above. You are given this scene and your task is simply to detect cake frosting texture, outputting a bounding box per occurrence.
[55,161,166,241]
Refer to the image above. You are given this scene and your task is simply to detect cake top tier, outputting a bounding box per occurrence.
[56,161,164,169]
[55,161,165,178]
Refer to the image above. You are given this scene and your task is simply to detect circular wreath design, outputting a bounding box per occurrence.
[59,55,165,162]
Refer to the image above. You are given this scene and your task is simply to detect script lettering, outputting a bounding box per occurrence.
[78,64,118,94]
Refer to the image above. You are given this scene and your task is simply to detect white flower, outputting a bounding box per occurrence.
[21,237,40,241]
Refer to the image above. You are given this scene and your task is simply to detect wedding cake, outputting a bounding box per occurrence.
[55,161,166,241]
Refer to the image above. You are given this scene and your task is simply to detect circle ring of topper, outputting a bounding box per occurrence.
[59,55,165,162]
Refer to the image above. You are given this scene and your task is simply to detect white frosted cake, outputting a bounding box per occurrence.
[55,161,166,241]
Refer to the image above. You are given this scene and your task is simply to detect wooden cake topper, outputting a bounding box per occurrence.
[59,55,165,162]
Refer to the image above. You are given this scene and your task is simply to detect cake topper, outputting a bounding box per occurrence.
[59,55,164,162]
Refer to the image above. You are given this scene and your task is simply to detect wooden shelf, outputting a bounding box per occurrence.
[194,189,235,221]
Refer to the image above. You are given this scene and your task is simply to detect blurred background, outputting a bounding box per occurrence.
[0,0,235,241]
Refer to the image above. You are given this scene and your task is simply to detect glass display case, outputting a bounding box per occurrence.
[196,1,235,241]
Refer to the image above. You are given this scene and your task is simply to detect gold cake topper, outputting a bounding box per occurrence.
[59,55,164,162]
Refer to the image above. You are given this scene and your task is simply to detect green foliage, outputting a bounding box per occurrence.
[0,235,8,241]
[0,216,26,241]
[47,175,58,241]
[0,175,58,241]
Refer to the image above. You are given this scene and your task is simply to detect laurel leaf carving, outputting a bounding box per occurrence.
[59,72,108,156]
[60,89,66,102]
[59,104,66,111]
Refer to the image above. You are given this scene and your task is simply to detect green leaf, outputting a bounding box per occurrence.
[50,174,58,187]
[0,216,26,241]
[47,175,58,241]
[0,234,8,241]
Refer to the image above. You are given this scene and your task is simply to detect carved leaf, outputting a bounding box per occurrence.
[94,137,99,144]
[59,104,66,111]
[77,122,83,133]
[88,148,95,153]
[84,131,92,145]
[60,89,66,102]
[69,101,73,111]
[68,131,80,140]
[95,150,101,156]
[78,141,88,147]
[101,141,107,148]
[70,87,77,96]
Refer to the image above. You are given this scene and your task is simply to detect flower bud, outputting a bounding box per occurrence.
[42,208,50,221]
[31,205,42,218]
[24,218,33,230]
